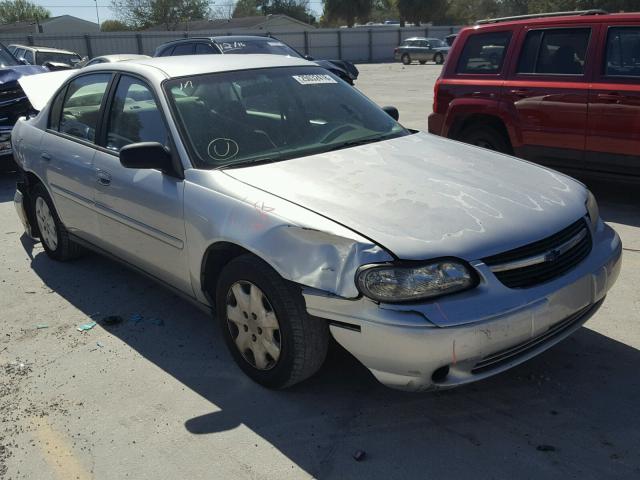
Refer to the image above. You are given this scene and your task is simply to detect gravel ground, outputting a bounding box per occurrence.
[0,63,639,480]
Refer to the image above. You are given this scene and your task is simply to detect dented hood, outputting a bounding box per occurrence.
[17,69,75,111]
[0,64,47,85]
[223,132,588,261]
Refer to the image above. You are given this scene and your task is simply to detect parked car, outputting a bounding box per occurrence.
[13,55,620,391]
[153,35,359,85]
[429,10,640,179]
[77,54,151,68]
[394,37,450,65]
[8,44,82,70]
[0,43,47,170]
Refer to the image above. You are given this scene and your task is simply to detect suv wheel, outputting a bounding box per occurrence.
[434,53,444,65]
[32,184,83,261]
[401,53,411,65]
[215,254,329,389]
[459,125,511,154]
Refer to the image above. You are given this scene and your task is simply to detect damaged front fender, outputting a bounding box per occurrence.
[184,169,393,303]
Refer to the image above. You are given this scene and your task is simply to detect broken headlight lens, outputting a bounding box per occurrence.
[356,260,476,303]
[586,190,600,227]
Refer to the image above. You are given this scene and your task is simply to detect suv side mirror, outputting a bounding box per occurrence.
[304,54,314,61]
[120,142,177,175]
[382,106,399,121]
[18,57,29,65]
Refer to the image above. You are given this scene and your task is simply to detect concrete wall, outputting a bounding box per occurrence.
[0,26,461,62]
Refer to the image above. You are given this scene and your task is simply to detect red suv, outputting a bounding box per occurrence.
[428,10,640,179]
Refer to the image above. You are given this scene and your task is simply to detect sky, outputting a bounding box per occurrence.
[32,1,324,26]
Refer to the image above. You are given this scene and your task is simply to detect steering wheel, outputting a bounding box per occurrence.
[319,124,358,144]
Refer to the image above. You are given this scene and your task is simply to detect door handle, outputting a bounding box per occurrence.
[96,170,112,186]
[40,152,51,161]
[510,89,529,97]
[597,92,622,102]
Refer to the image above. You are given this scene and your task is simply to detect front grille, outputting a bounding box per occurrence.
[0,86,30,127]
[483,218,591,288]
[471,302,597,375]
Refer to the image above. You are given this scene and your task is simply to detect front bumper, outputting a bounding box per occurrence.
[304,222,622,391]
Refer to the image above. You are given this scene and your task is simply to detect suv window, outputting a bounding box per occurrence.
[605,26,640,77]
[106,75,168,152]
[172,43,194,55]
[14,48,25,60]
[457,31,511,74]
[23,49,34,64]
[59,74,111,142]
[517,28,590,75]
[195,42,217,54]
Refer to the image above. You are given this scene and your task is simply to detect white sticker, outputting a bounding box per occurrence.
[292,74,337,85]
[268,42,284,46]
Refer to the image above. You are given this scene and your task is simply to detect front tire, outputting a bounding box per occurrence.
[459,125,511,154]
[401,53,411,65]
[216,254,329,389]
[31,184,83,261]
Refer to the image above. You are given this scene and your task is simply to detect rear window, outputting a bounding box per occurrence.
[457,31,511,74]
[517,28,591,75]
[605,26,640,77]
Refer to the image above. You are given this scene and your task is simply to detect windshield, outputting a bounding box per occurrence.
[216,39,302,57]
[36,51,82,66]
[0,46,18,67]
[165,67,409,169]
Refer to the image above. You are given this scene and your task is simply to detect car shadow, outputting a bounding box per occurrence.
[574,175,640,228]
[0,171,17,203]
[28,250,640,478]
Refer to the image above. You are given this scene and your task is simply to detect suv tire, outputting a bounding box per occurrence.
[215,254,329,389]
[459,125,511,154]
[401,53,411,65]
[434,53,444,65]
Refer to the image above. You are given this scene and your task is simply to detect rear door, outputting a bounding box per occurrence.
[92,74,190,292]
[587,24,640,176]
[503,25,596,170]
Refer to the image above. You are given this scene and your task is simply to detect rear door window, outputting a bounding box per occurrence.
[172,43,194,56]
[517,28,591,75]
[59,74,111,142]
[457,31,512,74]
[605,26,640,77]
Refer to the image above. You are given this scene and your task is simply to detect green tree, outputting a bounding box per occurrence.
[323,0,374,27]
[233,0,260,17]
[0,0,49,23]
[111,0,210,30]
[369,0,400,23]
[100,19,131,31]
[398,0,447,26]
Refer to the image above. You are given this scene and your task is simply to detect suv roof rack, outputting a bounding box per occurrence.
[476,9,607,25]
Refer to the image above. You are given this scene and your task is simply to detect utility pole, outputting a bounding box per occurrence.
[94,0,101,28]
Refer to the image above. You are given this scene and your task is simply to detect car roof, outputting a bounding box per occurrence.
[82,53,314,79]
[159,35,273,48]
[10,44,78,54]
[472,11,639,29]
[95,54,150,61]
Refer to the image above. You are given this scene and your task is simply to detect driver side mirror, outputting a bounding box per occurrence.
[382,106,399,121]
[119,142,179,176]
[304,54,314,61]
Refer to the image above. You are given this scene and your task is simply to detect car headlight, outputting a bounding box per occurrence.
[356,260,477,303]
[586,190,600,227]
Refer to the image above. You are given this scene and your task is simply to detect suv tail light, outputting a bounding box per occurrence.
[433,77,442,114]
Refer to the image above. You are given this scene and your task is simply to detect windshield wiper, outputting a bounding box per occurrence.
[325,133,403,153]
[219,157,281,169]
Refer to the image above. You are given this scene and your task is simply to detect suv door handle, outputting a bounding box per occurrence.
[597,92,622,102]
[509,89,529,97]
[40,152,51,161]
[96,170,112,186]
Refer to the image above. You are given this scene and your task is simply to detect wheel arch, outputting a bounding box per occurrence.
[200,241,255,304]
[447,112,514,153]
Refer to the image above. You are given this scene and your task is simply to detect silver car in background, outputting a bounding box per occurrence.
[394,37,450,65]
[12,55,621,391]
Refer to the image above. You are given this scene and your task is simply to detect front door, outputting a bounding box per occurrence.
[503,26,595,171]
[587,25,640,176]
[92,74,191,293]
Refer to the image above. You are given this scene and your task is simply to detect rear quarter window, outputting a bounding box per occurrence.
[457,31,512,74]
[605,26,640,77]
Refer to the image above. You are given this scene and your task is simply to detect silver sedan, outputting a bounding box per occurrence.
[12,56,621,391]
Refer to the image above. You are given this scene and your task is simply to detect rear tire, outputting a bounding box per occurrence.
[31,184,83,261]
[215,254,329,389]
[401,53,411,65]
[459,125,511,154]
[434,53,444,65]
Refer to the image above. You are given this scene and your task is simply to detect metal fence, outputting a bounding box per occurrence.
[0,26,461,62]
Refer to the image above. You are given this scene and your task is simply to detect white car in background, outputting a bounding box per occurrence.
[11,55,621,391]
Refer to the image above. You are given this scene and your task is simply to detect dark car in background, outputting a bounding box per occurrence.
[0,43,47,170]
[8,44,82,70]
[153,35,359,84]
[394,37,450,65]
[428,10,640,180]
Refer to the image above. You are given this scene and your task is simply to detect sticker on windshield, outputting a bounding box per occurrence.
[292,74,337,85]
[267,42,284,46]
